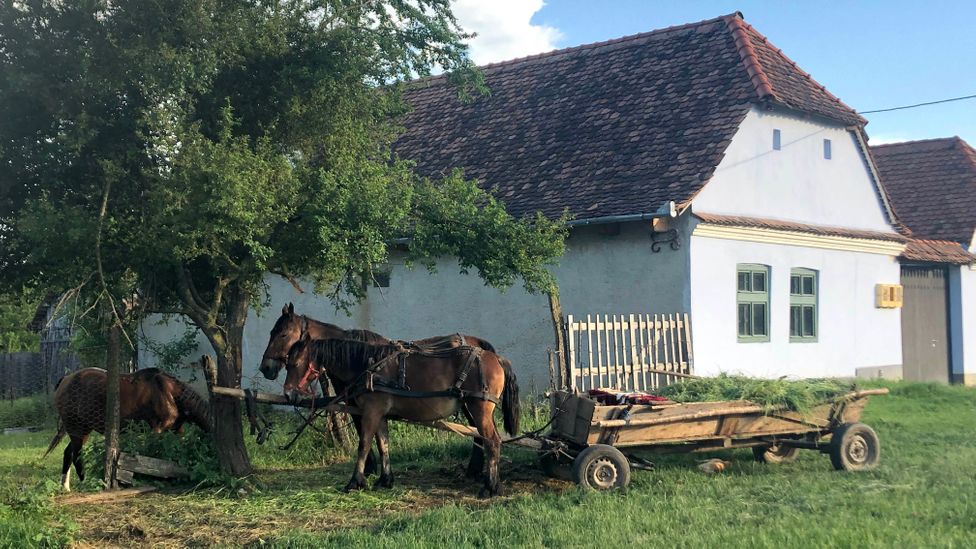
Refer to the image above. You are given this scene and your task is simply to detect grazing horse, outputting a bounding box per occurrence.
[44,367,212,491]
[284,335,520,497]
[259,302,505,478]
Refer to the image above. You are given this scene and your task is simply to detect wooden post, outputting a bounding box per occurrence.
[103,309,121,491]
[547,291,568,390]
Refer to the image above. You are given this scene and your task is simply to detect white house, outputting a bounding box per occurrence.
[142,13,973,390]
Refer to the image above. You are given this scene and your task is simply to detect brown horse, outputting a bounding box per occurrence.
[44,367,212,491]
[259,302,504,478]
[285,335,520,497]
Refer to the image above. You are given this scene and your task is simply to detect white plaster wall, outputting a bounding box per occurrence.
[140,217,692,391]
[689,228,903,378]
[948,264,976,379]
[694,107,894,233]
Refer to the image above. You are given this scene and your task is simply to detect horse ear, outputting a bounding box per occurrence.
[288,302,295,315]
[281,304,290,316]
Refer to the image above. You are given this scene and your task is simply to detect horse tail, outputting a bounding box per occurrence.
[174,382,214,433]
[43,423,67,459]
[500,357,520,436]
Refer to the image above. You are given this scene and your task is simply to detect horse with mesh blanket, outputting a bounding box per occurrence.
[44,367,212,491]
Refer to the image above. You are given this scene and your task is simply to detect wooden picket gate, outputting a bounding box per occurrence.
[563,313,693,393]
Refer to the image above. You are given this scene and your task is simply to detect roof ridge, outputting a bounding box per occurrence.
[724,14,775,100]
[406,12,739,88]
[871,136,961,149]
[732,18,866,125]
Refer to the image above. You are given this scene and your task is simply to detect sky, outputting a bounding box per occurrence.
[451,1,976,145]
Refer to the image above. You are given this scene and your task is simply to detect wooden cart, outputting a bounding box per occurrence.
[212,385,888,492]
[539,388,888,490]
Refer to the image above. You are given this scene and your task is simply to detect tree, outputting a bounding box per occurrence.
[1,1,566,475]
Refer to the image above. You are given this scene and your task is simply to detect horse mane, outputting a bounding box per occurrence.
[311,338,399,375]
[173,382,213,433]
[141,369,213,433]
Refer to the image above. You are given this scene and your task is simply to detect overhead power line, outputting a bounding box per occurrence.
[861,93,976,114]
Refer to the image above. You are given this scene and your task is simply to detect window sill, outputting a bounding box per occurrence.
[789,337,818,343]
[737,337,770,343]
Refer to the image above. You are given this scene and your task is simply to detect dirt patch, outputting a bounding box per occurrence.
[63,461,570,547]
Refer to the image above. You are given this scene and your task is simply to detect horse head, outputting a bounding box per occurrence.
[283,333,318,403]
[259,303,306,380]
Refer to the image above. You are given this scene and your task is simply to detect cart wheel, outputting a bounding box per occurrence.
[829,423,880,471]
[753,443,799,464]
[572,444,631,490]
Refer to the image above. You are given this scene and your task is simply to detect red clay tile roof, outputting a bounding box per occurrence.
[694,212,907,242]
[395,13,864,220]
[901,239,976,264]
[871,137,976,245]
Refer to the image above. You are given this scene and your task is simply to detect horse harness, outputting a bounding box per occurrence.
[331,334,500,406]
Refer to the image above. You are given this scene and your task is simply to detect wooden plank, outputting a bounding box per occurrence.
[656,314,665,389]
[675,314,685,375]
[595,314,604,388]
[586,314,594,391]
[684,313,694,375]
[566,315,577,391]
[117,453,188,479]
[115,469,134,486]
[629,314,639,391]
[59,487,157,505]
[612,314,621,389]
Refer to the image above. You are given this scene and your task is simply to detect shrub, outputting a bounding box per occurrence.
[0,395,58,429]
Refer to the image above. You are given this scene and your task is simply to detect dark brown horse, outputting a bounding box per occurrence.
[259,302,504,478]
[44,367,212,491]
[285,335,519,497]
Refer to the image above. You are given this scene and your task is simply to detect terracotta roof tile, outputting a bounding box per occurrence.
[395,13,864,220]
[694,212,907,242]
[901,239,976,264]
[872,137,976,245]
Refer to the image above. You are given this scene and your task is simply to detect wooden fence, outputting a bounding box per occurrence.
[0,326,79,400]
[564,313,693,393]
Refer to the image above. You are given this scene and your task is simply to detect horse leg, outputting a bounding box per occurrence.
[351,414,378,476]
[72,434,89,483]
[374,418,394,489]
[344,408,381,492]
[471,404,502,498]
[60,439,75,491]
[461,405,484,479]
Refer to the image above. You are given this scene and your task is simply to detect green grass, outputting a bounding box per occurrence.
[0,394,58,430]
[1,382,974,548]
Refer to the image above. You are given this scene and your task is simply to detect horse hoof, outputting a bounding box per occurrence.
[343,480,365,493]
[477,486,499,499]
[375,475,394,489]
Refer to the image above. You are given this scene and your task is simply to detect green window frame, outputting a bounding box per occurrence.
[790,268,818,342]
[737,264,770,342]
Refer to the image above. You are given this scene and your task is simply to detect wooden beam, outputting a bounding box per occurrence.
[117,453,188,479]
[210,386,360,415]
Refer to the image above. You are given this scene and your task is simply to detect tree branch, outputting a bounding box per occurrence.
[270,268,305,294]
[175,266,211,325]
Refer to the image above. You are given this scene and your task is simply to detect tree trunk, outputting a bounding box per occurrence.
[547,291,568,390]
[209,289,253,476]
[103,310,121,490]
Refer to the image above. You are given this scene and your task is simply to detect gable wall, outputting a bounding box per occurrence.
[694,107,894,232]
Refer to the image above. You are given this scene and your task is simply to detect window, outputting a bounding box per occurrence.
[823,139,832,159]
[773,129,781,150]
[737,264,770,342]
[790,268,818,342]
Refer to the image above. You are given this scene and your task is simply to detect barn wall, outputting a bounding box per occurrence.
[688,223,903,378]
[693,107,894,233]
[140,217,692,392]
[948,264,976,385]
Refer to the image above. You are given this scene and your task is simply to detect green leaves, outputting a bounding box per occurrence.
[1,0,566,335]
